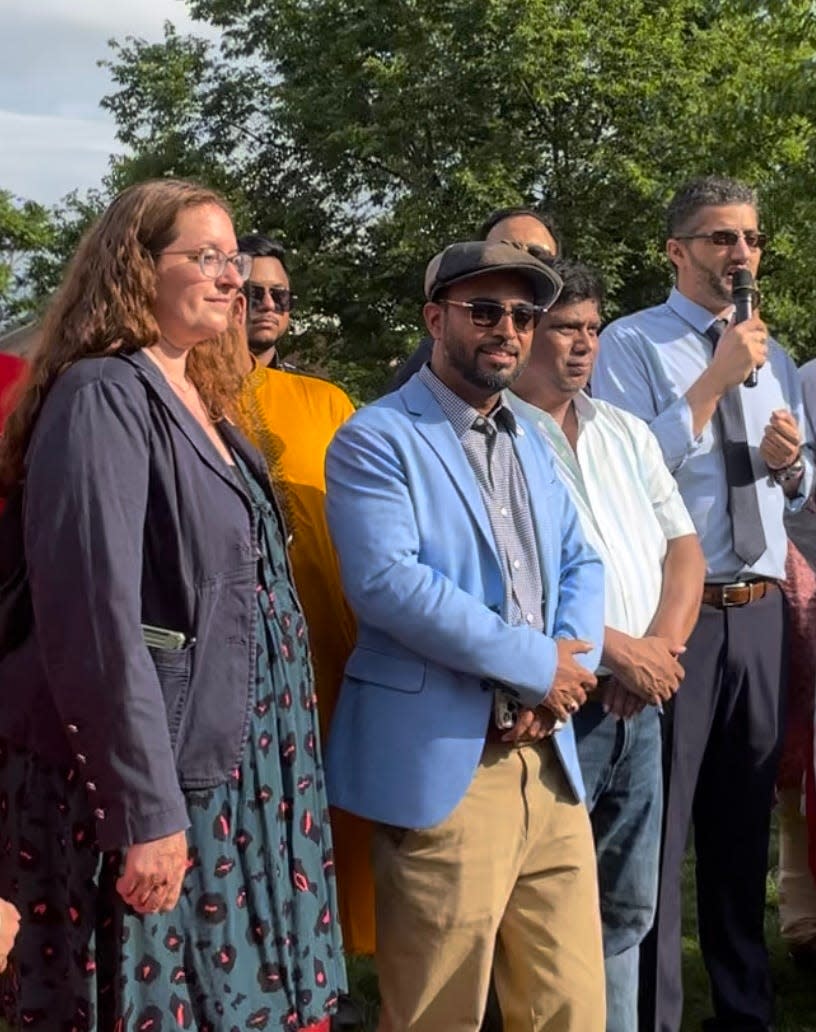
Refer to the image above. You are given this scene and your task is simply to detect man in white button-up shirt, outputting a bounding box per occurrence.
[510,260,705,1032]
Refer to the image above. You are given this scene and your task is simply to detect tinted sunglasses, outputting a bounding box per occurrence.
[244,282,297,312]
[442,298,544,332]
[675,230,767,250]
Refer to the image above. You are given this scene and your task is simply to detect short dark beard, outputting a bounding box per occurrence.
[687,251,733,306]
[459,364,522,392]
[248,336,277,356]
[703,267,732,306]
[443,335,528,393]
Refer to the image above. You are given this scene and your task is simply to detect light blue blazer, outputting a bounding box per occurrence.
[324,375,605,830]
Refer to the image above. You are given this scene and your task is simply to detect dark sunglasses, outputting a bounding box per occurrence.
[244,282,297,312]
[442,298,544,332]
[675,229,767,250]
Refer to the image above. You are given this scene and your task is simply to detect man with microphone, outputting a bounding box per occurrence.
[593,176,814,1032]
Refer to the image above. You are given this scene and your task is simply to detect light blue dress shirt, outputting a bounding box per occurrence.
[593,287,814,581]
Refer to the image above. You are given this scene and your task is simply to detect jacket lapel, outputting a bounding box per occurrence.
[121,351,250,497]
[218,421,277,503]
[401,378,500,565]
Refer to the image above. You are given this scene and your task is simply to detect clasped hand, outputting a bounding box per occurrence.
[500,638,595,743]
[601,634,685,719]
[116,829,189,915]
[609,634,685,706]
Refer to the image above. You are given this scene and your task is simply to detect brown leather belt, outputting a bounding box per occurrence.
[701,579,778,609]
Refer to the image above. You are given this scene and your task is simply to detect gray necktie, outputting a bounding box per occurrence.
[706,320,767,566]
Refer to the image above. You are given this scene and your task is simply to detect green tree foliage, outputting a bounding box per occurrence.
[25,190,108,307]
[0,192,56,329]
[15,1,816,392]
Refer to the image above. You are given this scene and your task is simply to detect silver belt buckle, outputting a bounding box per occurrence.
[721,581,748,607]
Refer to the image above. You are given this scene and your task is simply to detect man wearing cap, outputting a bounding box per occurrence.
[325,240,606,1031]
[385,206,560,392]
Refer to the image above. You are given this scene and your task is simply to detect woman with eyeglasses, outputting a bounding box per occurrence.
[0,179,345,1032]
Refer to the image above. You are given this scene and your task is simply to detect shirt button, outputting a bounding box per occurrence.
[500,507,509,517]
[66,724,79,735]
[76,754,87,765]
[517,427,525,437]
[85,781,97,792]
[512,559,521,570]
[93,808,106,821]
[525,613,535,624]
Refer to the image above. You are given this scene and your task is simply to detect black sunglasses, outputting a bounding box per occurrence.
[442,298,544,332]
[675,230,767,250]
[244,282,297,312]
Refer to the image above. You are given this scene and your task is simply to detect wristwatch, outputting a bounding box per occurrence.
[771,456,804,484]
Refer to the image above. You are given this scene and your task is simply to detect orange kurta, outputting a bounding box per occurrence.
[238,365,374,955]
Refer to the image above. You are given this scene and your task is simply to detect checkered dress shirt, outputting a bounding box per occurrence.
[417,364,545,632]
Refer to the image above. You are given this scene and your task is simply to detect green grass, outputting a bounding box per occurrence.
[679,832,816,1032]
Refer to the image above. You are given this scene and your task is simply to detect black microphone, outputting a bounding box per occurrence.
[731,268,757,388]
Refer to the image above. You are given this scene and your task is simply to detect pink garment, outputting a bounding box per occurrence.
[778,541,816,789]
[0,353,26,429]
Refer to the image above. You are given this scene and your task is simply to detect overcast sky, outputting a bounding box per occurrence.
[0,0,217,205]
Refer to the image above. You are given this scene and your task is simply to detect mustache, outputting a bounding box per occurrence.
[478,340,519,355]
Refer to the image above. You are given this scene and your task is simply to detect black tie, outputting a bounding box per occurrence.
[706,320,766,566]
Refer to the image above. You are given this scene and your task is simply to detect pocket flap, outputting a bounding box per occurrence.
[345,646,426,693]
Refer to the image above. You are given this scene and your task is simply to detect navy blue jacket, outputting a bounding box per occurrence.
[0,350,278,850]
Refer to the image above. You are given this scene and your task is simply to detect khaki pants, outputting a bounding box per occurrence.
[372,741,605,1032]
[778,785,816,945]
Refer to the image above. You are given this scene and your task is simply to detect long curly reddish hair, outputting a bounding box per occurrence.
[0,178,246,492]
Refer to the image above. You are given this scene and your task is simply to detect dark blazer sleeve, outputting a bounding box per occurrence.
[24,368,189,851]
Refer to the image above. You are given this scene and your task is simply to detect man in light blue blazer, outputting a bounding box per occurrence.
[325,240,607,1032]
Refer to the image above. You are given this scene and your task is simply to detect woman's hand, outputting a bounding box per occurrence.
[0,898,21,972]
[116,830,189,914]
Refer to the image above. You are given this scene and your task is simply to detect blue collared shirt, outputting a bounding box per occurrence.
[593,287,814,581]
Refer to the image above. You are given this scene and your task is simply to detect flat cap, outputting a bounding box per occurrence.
[424,240,563,308]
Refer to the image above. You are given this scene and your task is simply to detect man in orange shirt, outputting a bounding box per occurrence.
[232,245,376,973]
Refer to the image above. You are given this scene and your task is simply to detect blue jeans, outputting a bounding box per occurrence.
[574,700,663,1032]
